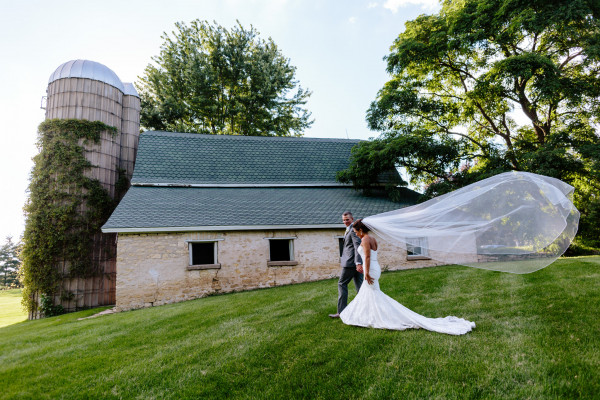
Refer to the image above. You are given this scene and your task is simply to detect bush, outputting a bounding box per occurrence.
[39,294,65,317]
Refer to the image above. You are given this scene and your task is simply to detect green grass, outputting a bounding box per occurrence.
[0,289,28,327]
[1,257,599,399]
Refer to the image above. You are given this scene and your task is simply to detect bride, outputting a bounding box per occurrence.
[339,219,476,335]
[338,172,579,334]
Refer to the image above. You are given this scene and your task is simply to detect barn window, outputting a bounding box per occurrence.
[269,239,293,261]
[187,240,222,270]
[266,237,299,266]
[406,237,430,260]
[338,237,345,257]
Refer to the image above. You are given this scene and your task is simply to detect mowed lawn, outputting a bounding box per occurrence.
[1,257,599,399]
[0,289,28,327]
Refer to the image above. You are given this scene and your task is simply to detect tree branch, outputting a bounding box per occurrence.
[514,76,546,143]
[400,159,449,180]
[559,50,584,70]
[448,130,490,154]
[500,113,513,141]
[531,32,538,52]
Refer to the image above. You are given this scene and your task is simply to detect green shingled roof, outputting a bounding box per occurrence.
[132,131,362,185]
[103,131,418,232]
[103,187,411,232]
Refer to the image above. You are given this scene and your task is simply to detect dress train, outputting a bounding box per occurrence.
[339,249,475,335]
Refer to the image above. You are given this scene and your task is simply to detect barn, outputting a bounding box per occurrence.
[102,131,438,311]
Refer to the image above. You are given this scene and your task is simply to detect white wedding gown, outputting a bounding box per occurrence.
[340,247,475,335]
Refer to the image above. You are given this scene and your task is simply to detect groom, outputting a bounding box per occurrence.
[329,211,363,318]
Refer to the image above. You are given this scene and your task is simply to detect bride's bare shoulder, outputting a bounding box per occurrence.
[364,234,378,250]
[368,234,378,250]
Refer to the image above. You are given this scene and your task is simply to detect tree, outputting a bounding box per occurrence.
[338,0,600,248]
[0,236,21,288]
[138,20,313,136]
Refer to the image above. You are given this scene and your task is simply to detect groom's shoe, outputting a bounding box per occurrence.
[328,313,340,318]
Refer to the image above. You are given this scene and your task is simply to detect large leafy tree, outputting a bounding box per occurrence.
[339,0,600,247]
[138,20,313,136]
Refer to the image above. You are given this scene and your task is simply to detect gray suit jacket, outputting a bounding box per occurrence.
[341,223,363,269]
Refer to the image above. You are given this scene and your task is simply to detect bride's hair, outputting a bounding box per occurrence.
[353,219,370,233]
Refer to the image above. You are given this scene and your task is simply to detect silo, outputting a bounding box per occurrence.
[120,83,141,181]
[35,59,140,317]
[46,60,125,198]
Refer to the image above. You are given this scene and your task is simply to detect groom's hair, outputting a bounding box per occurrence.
[342,211,353,217]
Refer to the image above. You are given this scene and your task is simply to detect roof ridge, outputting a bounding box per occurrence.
[141,131,362,143]
[131,183,354,188]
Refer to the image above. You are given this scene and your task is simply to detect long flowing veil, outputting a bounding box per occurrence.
[363,171,580,274]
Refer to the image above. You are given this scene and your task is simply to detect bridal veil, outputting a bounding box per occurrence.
[363,171,580,274]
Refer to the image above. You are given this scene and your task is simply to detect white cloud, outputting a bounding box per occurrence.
[348,16,357,23]
[383,0,440,13]
[367,2,378,8]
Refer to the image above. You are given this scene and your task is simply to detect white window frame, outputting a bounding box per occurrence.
[406,237,430,260]
[265,237,298,266]
[335,235,345,258]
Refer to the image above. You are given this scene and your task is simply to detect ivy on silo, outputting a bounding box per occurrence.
[20,119,118,314]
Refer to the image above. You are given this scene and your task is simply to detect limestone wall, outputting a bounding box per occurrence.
[115,229,442,311]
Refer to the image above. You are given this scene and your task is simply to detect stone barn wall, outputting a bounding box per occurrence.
[115,229,443,311]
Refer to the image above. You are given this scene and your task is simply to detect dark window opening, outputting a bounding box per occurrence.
[338,238,344,257]
[407,245,422,256]
[191,242,215,265]
[270,239,291,261]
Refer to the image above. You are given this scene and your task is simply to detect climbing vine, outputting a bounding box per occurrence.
[20,119,118,314]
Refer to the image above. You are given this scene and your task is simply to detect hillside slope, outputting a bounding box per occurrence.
[1,257,599,399]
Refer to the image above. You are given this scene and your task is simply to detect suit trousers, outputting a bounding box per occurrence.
[338,267,364,313]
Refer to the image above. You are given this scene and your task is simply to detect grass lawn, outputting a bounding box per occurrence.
[0,289,28,328]
[1,256,599,399]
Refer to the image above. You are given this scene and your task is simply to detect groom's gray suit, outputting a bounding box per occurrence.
[338,223,364,313]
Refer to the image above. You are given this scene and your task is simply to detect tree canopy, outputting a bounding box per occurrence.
[137,20,313,136]
[338,0,600,248]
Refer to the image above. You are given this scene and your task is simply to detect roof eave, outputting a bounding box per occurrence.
[103,224,345,234]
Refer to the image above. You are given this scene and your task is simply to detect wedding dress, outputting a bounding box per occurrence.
[340,246,476,335]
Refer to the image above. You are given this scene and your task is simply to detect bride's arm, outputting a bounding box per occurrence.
[363,237,374,285]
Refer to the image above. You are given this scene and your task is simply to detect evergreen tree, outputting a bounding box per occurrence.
[0,236,21,288]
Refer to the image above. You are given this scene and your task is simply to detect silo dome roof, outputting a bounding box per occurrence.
[123,82,140,97]
[48,59,126,92]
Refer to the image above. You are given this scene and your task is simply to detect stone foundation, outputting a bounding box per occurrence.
[115,229,442,311]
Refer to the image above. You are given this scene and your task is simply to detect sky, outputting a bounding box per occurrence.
[0,0,441,242]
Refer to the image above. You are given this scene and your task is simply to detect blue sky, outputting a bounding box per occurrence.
[0,0,441,241]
